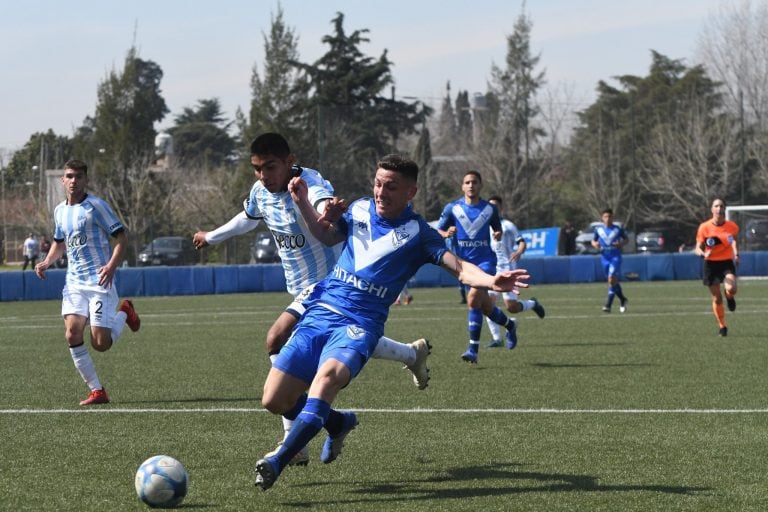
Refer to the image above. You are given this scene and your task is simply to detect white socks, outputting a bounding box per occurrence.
[70,344,101,391]
[372,336,416,365]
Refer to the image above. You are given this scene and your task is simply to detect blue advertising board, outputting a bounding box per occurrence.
[521,227,560,257]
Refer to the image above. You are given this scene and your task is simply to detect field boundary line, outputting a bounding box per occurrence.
[3,407,768,414]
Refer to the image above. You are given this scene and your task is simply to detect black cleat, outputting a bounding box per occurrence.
[718,326,728,337]
[726,296,736,312]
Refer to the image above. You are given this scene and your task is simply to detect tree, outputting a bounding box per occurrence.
[433,82,457,155]
[567,51,728,236]
[470,8,546,227]
[290,12,424,198]
[167,98,236,168]
[91,46,168,174]
[246,4,309,154]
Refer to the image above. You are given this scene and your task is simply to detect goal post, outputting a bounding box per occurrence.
[725,204,768,252]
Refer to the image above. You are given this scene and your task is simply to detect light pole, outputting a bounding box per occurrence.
[1,165,5,265]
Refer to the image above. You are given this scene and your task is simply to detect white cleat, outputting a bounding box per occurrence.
[405,338,431,390]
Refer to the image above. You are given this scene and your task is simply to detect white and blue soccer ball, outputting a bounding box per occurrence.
[134,455,188,508]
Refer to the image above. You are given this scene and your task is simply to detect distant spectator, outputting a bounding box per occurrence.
[41,236,51,256]
[21,233,40,270]
[559,221,577,255]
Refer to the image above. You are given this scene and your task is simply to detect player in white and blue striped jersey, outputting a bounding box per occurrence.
[34,159,141,406]
[192,134,431,464]
[485,195,545,348]
[254,155,532,491]
[435,171,521,363]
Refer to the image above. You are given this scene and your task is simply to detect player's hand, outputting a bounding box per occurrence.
[445,226,457,238]
[34,260,50,280]
[320,197,347,223]
[492,268,530,292]
[192,232,209,250]
[97,264,116,288]
[288,177,308,204]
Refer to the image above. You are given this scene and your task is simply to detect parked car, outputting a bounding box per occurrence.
[251,232,280,263]
[575,221,635,254]
[137,236,196,266]
[744,219,768,251]
[636,230,667,253]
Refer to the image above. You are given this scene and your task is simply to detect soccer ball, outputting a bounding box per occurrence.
[134,455,188,508]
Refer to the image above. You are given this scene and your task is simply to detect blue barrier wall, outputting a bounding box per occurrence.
[2,252,767,301]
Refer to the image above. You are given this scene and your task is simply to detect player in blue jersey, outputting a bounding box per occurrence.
[192,134,430,464]
[34,159,141,406]
[591,208,629,313]
[253,154,531,491]
[435,171,522,362]
[485,196,545,348]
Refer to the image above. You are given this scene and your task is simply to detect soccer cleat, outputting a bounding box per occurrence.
[461,350,478,364]
[321,412,358,464]
[718,326,728,337]
[619,298,628,313]
[264,442,309,467]
[79,388,109,406]
[404,295,413,305]
[726,296,736,312]
[119,300,141,332]
[602,305,611,313]
[405,338,431,390]
[487,340,502,348]
[505,320,518,350]
[254,457,280,491]
[530,297,546,319]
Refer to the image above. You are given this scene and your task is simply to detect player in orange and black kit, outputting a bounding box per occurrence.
[694,197,740,337]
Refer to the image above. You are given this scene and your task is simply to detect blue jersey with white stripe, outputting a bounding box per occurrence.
[53,194,124,287]
[312,198,447,334]
[243,166,340,296]
[436,198,501,267]
[593,223,627,259]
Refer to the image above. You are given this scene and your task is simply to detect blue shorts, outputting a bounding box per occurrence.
[601,254,622,278]
[273,306,380,385]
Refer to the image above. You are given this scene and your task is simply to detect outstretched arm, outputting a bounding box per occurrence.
[288,177,346,246]
[193,211,260,249]
[439,250,529,292]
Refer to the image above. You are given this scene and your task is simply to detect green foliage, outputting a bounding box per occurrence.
[246,4,309,155]
[92,46,169,171]
[5,130,73,188]
[168,98,236,168]
[2,281,768,510]
[289,12,424,199]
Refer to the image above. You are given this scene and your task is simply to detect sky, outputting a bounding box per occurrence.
[0,0,726,156]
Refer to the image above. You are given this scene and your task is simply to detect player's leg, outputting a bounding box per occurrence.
[724,270,737,312]
[264,308,307,464]
[62,286,109,405]
[479,289,519,351]
[461,286,485,362]
[709,282,727,336]
[88,287,124,351]
[486,291,503,347]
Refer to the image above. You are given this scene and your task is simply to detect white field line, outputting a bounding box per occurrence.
[2,407,768,415]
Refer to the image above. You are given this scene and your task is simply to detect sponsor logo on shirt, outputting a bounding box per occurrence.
[332,266,388,298]
[273,232,306,250]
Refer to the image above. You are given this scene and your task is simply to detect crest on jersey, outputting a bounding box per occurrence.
[705,237,722,247]
[357,220,368,231]
[346,325,365,340]
[392,227,411,247]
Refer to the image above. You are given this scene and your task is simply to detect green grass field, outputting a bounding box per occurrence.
[2,280,768,511]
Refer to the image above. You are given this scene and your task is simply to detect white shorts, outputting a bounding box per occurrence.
[285,283,318,319]
[61,283,119,328]
[491,263,520,301]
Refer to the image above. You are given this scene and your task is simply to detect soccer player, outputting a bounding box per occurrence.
[591,208,629,313]
[435,171,521,362]
[485,195,545,348]
[254,154,531,491]
[34,159,141,406]
[192,134,430,464]
[694,197,740,337]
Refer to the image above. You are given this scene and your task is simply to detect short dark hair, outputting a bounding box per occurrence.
[377,154,419,181]
[711,196,726,207]
[602,208,614,216]
[464,170,482,183]
[488,195,502,203]
[64,159,88,174]
[250,133,291,158]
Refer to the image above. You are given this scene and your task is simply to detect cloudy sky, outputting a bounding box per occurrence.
[0,0,725,154]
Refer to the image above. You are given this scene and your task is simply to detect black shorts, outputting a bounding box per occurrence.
[702,259,736,286]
